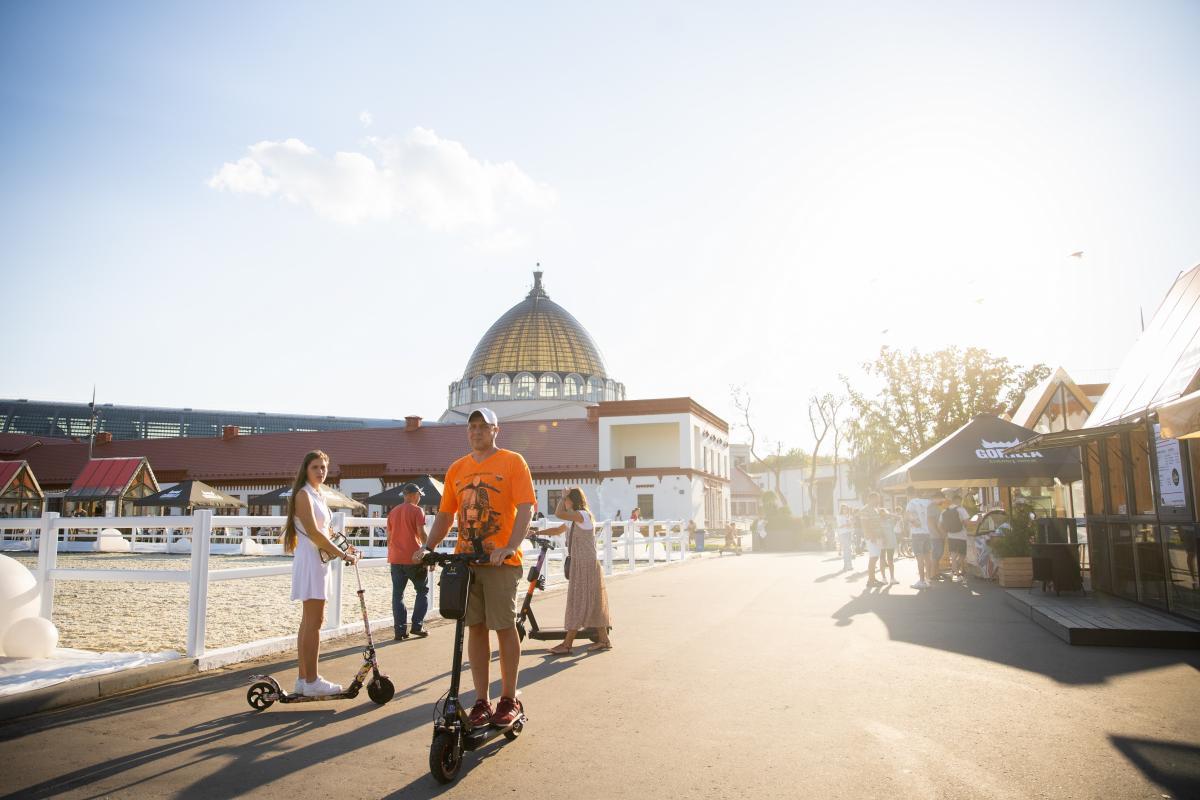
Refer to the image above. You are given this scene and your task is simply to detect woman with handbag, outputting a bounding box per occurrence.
[544,487,612,655]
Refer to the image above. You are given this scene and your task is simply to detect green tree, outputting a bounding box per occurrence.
[843,346,1049,492]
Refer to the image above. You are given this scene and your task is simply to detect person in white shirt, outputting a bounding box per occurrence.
[904,494,933,589]
[836,504,854,571]
[941,490,971,581]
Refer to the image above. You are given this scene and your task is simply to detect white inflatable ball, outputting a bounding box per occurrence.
[3,615,59,658]
[0,554,40,656]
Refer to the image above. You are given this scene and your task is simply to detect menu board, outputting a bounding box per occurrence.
[1154,423,1188,510]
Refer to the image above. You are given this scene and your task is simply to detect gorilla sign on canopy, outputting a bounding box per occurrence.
[879,415,1083,490]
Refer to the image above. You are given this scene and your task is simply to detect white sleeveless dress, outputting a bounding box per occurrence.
[291,484,331,601]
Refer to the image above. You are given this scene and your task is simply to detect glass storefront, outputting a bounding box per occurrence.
[1083,422,1200,621]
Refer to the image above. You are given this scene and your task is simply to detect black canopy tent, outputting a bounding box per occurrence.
[365,475,444,510]
[880,415,1083,491]
[132,479,246,510]
[249,484,366,513]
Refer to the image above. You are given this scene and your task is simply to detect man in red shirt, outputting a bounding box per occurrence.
[388,483,430,640]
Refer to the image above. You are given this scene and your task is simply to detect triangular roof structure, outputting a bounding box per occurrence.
[879,414,1082,490]
[1011,367,1096,432]
[1087,263,1200,428]
[731,466,761,498]
[65,457,159,500]
[0,460,43,500]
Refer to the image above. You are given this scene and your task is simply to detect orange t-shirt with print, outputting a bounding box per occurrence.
[440,448,536,567]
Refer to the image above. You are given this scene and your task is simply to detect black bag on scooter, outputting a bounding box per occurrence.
[439,560,473,620]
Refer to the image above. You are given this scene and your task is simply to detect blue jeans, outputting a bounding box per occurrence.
[839,533,854,570]
[391,564,429,630]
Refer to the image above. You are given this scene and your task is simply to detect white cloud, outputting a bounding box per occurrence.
[359,110,373,127]
[206,127,556,234]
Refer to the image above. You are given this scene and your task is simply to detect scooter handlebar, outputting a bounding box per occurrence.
[421,550,489,567]
[526,535,557,550]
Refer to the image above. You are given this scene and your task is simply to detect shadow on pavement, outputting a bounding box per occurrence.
[829,580,1200,686]
[1109,735,1200,798]
[0,652,580,799]
[0,638,432,742]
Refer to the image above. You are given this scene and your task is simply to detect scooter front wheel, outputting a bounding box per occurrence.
[429,732,462,784]
[367,676,395,705]
[246,682,276,711]
[503,719,524,741]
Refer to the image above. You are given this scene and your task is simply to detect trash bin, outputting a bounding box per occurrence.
[694,529,705,552]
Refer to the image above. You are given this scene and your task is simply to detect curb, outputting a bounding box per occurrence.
[0,656,199,722]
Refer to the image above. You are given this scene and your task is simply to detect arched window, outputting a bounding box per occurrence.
[604,379,616,401]
[514,372,536,399]
[539,373,562,398]
[564,374,583,399]
[471,376,487,403]
[586,377,604,401]
[456,382,470,406]
[490,374,511,399]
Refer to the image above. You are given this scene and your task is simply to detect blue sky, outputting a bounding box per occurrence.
[3,1,1199,449]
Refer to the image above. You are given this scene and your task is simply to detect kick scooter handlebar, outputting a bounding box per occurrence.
[420,550,490,568]
[526,535,557,550]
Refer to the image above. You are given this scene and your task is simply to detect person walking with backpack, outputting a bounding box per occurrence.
[941,490,971,581]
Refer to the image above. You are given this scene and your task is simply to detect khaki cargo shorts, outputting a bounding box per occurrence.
[465,564,521,630]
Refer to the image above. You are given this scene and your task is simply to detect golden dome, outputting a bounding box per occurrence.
[462,271,609,379]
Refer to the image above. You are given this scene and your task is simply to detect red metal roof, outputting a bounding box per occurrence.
[0,461,24,495]
[66,457,147,499]
[2,419,600,489]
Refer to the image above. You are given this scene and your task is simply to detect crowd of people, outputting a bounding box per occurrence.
[835,489,974,589]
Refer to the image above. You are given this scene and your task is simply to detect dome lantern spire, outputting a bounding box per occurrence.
[528,265,547,300]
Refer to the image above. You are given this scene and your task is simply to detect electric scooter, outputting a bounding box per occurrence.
[515,534,602,643]
[245,534,395,710]
[422,544,527,784]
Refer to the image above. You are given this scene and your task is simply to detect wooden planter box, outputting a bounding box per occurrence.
[998,556,1033,588]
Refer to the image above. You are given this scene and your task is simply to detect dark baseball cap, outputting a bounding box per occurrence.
[401,482,424,496]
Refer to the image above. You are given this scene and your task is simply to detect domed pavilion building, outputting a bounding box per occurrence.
[441,271,625,423]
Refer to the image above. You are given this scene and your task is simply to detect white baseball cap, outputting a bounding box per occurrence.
[468,407,499,425]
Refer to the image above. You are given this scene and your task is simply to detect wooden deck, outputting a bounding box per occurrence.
[1004,587,1200,648]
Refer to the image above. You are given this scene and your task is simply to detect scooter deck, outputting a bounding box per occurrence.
[462,713,527,750]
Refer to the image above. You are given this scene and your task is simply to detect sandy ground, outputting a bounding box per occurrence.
[9,554,413,652]
[1,551,1198,799]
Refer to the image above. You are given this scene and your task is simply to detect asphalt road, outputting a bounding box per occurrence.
[1,551,1198,799]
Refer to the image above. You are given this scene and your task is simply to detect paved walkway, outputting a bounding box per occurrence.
[1,552,1198,799]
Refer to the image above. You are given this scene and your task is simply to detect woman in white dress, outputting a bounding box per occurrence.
[284,450,358,696]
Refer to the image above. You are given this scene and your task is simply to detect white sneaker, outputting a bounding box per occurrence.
[912,580,929,589]
[890,579,899,585]
[305,677,343,697]
[294,678,308,695]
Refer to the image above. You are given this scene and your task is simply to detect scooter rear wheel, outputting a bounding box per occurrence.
[429,732,462,784]
[246,682,276,711]
[367,676,395,705]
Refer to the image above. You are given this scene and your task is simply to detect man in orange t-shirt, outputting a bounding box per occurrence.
[387,483,429,640]
[414,407,535,729]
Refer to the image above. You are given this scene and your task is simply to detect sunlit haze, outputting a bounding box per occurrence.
[3,1,1198,449]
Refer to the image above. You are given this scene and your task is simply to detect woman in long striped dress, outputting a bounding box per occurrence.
[546,487,612,655]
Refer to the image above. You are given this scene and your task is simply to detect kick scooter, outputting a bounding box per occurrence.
[245,533,395,710]
[515,534,603,643]
[422,544,527,784]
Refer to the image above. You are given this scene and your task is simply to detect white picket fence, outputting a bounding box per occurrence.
[14,511,691,666]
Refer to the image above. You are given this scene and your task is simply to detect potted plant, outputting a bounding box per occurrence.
[988,505,1035,587]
